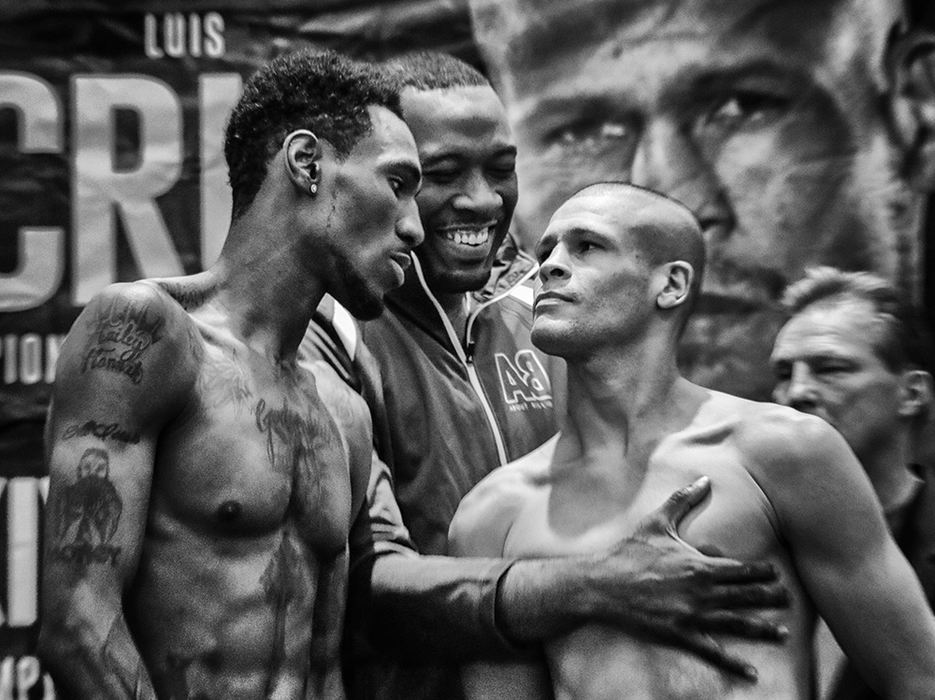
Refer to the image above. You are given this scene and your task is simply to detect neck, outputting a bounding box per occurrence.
[860,432,918,516]
[558,336,696,455]
[213,214,324,364]
[411,254,471,340]
[437,290,470,338]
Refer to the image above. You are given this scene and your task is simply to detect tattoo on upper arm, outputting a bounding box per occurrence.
[62,421,140,445]
[51,447,123,568]
[81,297,165,384]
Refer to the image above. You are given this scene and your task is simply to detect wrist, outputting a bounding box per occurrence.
[497,555,596,642]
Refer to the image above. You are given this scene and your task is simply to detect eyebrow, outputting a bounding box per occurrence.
[535,225,612,254]
[391,160,422,182]
[662,59,808,104]
[520,58,811,125]
[535,231,558,256]
[421,144,518,163]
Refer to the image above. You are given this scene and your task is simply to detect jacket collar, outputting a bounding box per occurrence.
[385,234,538,350]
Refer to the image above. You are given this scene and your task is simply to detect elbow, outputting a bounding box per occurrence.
[36,595,100,674]
[36,613,81,678]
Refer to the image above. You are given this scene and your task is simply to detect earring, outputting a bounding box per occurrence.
[308,161,320,196]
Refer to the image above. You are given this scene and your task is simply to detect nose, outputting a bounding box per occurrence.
[627,120,733,237]
[452,170,501,215]
[776,363,820,412]
[397,198,424,249]
[538,246,570,283]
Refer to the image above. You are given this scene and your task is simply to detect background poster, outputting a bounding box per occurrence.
[0,1,932,697]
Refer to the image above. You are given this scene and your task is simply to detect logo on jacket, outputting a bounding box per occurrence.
[495,350,553,410]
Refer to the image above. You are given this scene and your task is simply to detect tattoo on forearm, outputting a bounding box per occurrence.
[82,297,164,384]
[62,420,140,445]
[51,447,123,568]
[102,617,152,699]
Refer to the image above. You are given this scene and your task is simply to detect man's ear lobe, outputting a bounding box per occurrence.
[656,261,693,310]
[282,129,323,194]
[886,29,935,190]
[898,369,934,418]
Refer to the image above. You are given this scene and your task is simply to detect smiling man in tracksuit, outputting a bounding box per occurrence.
[300,52,789,700]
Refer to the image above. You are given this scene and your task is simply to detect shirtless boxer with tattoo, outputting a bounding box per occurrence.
[37,49,423,699]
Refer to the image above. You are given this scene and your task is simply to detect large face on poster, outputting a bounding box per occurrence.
[469,0,935,400]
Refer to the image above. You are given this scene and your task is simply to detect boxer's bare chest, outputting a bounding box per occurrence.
[155,338,352,555]
[504,430,780,562]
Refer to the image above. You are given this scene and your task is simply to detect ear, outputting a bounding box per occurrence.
[897,369,934,418]
[282,129,323,195]
[655,261,694,310]
[885,29,935,190]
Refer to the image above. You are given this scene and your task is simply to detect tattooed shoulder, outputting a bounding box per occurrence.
[79,287,167,384]
[73,282,201,390]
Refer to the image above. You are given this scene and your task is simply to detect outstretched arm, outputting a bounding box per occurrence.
[37,283,195,699]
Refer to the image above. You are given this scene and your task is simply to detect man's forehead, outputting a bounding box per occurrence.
[401,85,509,132]
[775,300,887,355]
[361,105,417,151]
[545,190,657,238]
[473,0,890,95]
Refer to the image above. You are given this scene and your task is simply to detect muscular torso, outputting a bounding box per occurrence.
[498,404,814,699]
[127,306,364,698]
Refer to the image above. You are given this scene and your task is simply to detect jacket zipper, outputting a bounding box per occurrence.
[410,254,539,466]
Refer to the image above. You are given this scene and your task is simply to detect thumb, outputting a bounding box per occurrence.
[657,476,711,533]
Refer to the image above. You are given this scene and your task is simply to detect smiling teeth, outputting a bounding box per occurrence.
[444,227,491,246]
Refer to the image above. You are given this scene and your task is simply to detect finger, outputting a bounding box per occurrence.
[686,611,790,642]
[700,560,779,585]
[669,631,759,683]
[702,581,790,609]
[654,475,711,529]
[696,544,724,557]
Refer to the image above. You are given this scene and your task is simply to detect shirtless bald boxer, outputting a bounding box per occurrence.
[449,183,935,698]
[37,50,423,699]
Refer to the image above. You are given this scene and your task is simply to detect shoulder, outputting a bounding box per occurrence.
[305,357,371,440]
[53,281,200,422]
[717,393,860,500]
[449,436,556,557]
[730,397,847,466]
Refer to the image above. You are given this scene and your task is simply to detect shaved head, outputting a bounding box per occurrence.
[567,183,705,305]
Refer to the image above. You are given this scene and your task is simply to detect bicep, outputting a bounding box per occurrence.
[44,285,192,599]
[757,421,935,689]
[461,657,553,700]
[45,431,156,588]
